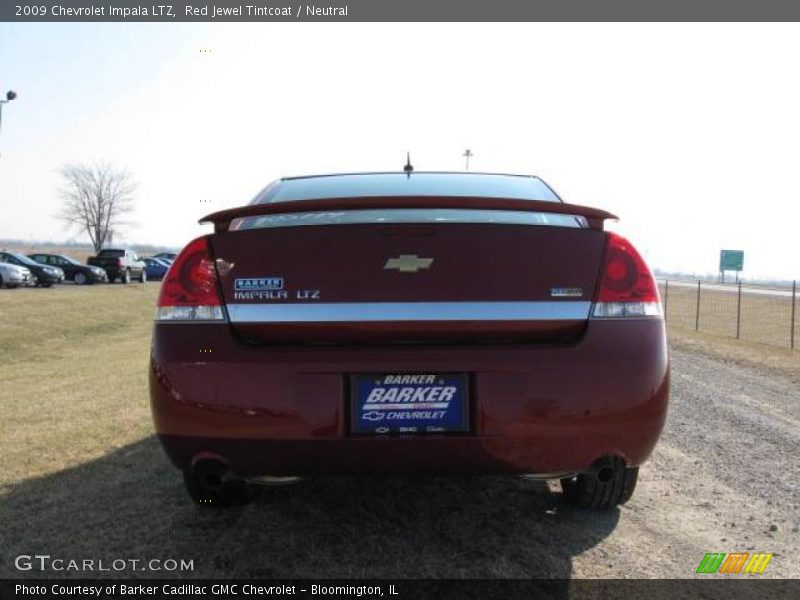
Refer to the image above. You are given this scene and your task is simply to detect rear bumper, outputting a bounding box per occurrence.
[150,320,669,475]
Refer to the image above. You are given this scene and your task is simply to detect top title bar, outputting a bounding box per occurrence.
[3,0,800,22]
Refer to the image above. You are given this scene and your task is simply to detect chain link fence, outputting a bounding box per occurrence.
[659,279,798,349]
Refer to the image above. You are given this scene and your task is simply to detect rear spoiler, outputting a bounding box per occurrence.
[200,196,617,233]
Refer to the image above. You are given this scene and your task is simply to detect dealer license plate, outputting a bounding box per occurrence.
[351,373,469,435]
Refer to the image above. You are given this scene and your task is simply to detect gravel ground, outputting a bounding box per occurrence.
[570,341,800,578]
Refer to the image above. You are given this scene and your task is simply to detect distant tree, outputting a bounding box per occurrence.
[57,162,136,252]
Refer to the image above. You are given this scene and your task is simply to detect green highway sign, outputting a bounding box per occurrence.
[720,249,744,272]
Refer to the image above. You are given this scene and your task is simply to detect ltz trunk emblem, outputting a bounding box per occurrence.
[383,255,434,273]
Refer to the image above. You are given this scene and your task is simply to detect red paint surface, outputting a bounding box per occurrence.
[211,222,606,343]
[150,319,669,475]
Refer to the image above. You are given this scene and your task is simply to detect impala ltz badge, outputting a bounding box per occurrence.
[234,277,288,301]
[383,254,434,273]
[234,276,321,301]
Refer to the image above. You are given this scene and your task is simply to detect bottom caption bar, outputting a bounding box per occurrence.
[2,579,799,600]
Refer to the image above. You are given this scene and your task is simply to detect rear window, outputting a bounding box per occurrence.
[252,173,561,204]
[234,208,583,231]
[98,249,125,258]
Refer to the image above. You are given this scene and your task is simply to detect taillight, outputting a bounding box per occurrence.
[592,232,662,318]
[156,236,225,321]
[116,258,124,268]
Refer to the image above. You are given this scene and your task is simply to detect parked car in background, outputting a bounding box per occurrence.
[87,248,146,283]
[143,257,171,280]
[0,261,33,288]
[0,250,64,287]
[153,252,177,263]
[28,253,108,285]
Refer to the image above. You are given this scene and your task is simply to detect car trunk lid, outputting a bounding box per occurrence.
[205,198,612,344]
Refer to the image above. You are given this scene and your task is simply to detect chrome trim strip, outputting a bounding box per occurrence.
[226,301,591,323]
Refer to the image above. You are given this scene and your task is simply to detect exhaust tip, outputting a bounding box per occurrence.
[191,458,232,493]
[185,458,260,507]
[597,466,615,483]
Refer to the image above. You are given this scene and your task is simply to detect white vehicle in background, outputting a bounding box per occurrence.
[0,262,33,288]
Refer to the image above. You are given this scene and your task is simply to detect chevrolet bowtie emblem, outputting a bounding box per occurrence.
[383,254,434,273]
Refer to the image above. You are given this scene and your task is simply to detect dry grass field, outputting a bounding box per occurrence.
[0,284,156,484]
[660,281,799,349]
[1,284,798,579]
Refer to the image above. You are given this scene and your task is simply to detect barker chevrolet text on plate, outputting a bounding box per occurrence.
[149,171,669,509]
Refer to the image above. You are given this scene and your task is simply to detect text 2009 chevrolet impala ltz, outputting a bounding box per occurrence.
[149,172,669,509]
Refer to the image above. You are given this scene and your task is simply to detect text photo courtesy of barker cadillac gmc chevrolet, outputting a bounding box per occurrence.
[149,172,669,508]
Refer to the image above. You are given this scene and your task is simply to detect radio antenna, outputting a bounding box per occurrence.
[403,152,414,176]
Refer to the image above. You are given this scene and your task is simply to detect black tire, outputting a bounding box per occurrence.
[139,270,147,283]
[74,272,87,285]
[182,461,259,508]
[0,274,4,288]
[560,456,638,510]
[121,270,131,284]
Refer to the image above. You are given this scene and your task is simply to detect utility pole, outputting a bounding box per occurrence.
[462,149,473,170]
[0,90,18,137]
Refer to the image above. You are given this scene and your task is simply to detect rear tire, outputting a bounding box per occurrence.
[560,456,638,510]
[121,270,131,284]
[74,272,87,285]
[139,270,147,283]
[182,461,259,508]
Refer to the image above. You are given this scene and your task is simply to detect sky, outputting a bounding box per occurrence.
[1,22,799,280]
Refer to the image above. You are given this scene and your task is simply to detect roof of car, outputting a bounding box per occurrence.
[280,171,541,181]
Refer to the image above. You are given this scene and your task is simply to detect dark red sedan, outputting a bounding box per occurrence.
[150,172,669,508]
